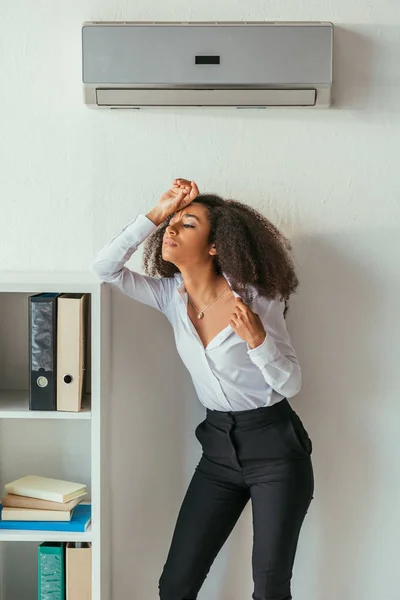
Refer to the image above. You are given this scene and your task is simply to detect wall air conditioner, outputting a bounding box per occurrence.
[82,21,333,109]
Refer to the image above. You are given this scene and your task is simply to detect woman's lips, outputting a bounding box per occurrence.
[163,239,178,247]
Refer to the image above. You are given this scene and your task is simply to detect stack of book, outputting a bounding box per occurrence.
[0,475,91,532]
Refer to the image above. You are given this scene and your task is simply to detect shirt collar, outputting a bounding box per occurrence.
[174,271,243,299]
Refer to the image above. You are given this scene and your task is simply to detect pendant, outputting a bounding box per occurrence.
[198,312,204,319]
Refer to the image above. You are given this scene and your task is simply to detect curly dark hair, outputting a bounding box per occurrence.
[142,194,299,308]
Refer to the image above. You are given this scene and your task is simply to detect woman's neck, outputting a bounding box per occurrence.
[180,265,228,306]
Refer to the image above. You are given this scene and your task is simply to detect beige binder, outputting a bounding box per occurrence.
[57,293,88,412]
[66,542,92,600]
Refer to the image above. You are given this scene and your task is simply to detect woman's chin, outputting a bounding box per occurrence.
[163,245,177,255]
[162,250,177,265]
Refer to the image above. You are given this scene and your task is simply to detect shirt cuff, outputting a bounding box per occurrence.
[123,213,158,241]
[247,334,280,367]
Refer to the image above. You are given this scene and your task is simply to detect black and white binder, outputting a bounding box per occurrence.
[29,293,60,410]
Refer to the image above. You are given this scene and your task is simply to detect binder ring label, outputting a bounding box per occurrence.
[37,376,48,388]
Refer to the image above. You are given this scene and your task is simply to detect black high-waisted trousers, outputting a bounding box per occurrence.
[159,398,314,600]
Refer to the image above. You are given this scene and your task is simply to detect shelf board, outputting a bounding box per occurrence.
[0,391,91,419]
[0,270,101,293]
[0,523,92,542]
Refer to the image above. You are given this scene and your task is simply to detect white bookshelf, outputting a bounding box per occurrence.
[0,271,111,600]
[0,526,92,543]
[0,391,92,419]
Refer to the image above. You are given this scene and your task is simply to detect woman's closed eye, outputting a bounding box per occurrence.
[183,224,195,228]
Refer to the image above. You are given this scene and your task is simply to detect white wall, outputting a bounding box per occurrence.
[2,2,400,599]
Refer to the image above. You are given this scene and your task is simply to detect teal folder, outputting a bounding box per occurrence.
[38,542,65,600]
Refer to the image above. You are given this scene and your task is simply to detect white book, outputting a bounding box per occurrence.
[4,476,87,503]
[1,507,72,522]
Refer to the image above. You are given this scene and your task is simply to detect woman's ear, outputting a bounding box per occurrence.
[209,243,217,256]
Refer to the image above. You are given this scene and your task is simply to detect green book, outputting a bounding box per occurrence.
[38,542,65,600]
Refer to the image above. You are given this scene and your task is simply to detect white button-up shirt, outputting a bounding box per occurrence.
[91,214,301,411]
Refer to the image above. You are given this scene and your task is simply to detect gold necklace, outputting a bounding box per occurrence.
[188,286,230,319]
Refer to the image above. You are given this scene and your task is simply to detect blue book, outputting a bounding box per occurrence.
[0,503,91,532]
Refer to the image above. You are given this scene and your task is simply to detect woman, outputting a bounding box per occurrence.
[91,178,314,600]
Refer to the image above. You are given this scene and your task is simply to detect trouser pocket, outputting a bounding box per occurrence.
[289,412,313,455]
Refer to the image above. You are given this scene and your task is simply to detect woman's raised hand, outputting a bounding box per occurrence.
[147,179,200,225]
